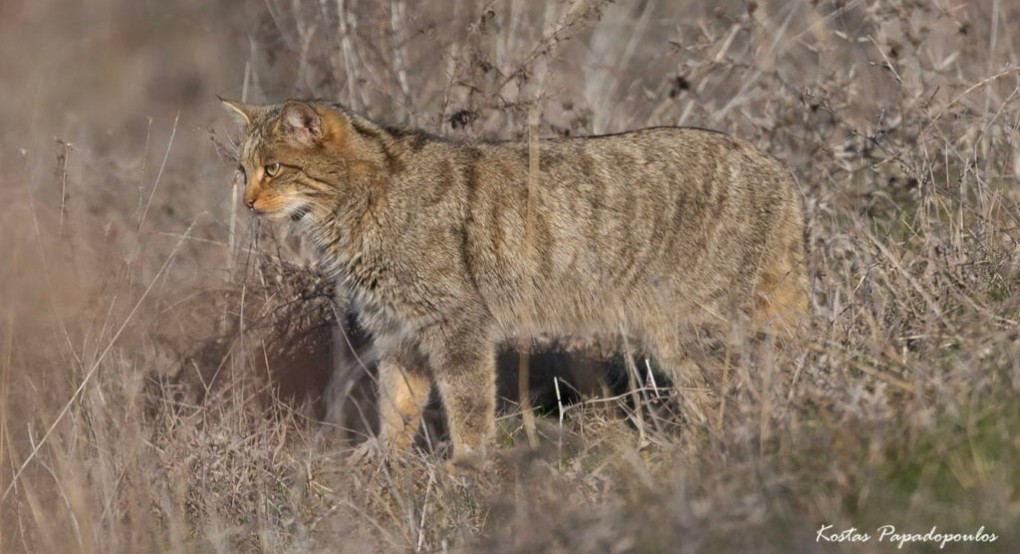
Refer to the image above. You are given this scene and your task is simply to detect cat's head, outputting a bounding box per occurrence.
[220,99,367,222]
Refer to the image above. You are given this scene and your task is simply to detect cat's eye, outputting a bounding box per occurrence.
[265,162,281,177]
[235,165,247,185]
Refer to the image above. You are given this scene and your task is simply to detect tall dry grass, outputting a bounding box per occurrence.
[2,0,1019,552]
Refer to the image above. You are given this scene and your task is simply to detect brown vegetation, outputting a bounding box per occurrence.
[1,0,1019,552]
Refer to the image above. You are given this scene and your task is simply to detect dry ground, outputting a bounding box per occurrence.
[2,0,1019,552]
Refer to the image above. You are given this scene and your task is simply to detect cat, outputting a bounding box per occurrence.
[221,98,807,463]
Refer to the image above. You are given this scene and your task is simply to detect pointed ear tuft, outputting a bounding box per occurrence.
[219,97,259,126]
[280,101,324,147]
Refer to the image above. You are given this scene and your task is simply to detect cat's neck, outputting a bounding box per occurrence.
[298,144,400,283]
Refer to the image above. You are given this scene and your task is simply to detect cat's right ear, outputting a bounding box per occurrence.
[219,97,258,126]
[280,101,325,147]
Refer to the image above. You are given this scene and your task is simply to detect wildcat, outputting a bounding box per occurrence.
[221,99,807,463]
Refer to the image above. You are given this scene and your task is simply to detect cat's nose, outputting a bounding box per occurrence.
[243,188,258,210]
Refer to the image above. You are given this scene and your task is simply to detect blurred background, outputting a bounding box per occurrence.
[2,0,1019,552]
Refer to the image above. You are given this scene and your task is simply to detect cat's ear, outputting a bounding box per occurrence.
[280,101,324,147]
[219,97,261,126]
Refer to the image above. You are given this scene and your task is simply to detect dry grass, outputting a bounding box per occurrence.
[2,0,1020,552]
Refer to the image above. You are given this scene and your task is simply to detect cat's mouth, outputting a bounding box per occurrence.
[257,204,310,223]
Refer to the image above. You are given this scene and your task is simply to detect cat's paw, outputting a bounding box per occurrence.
[443,451,487,477]
[347,437,384,466]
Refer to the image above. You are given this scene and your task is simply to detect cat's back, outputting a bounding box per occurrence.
[468,125,793,202]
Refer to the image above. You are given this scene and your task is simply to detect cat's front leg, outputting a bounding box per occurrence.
[418,316,498,463]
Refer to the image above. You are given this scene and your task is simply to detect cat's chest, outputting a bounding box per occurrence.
[317,223,434,332]
[341,256,418,329]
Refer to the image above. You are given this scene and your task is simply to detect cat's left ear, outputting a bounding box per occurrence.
[280,101,324,147]
[219,97,261,126]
